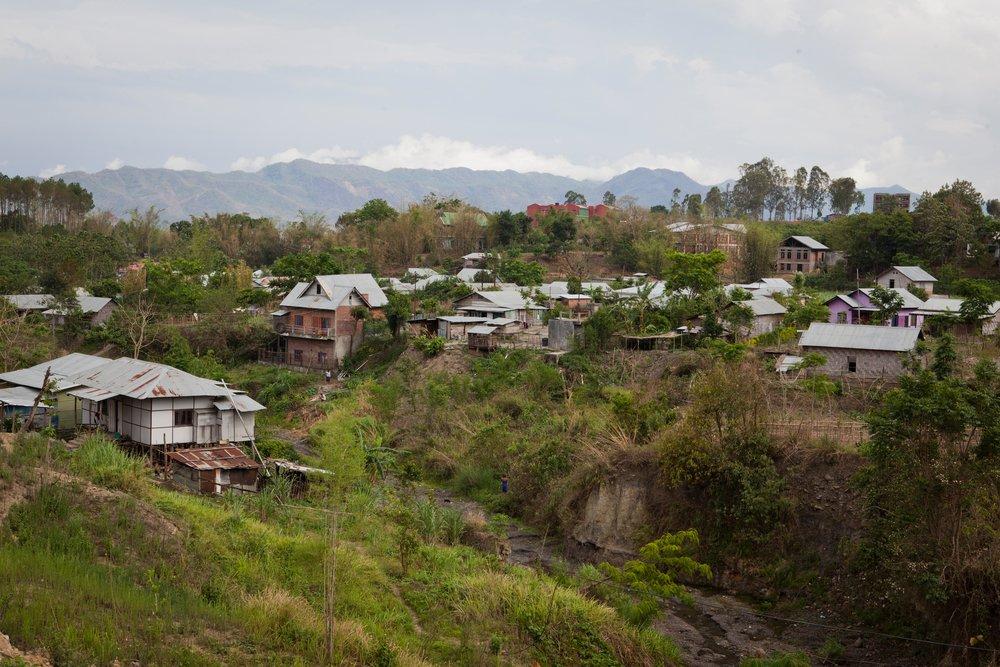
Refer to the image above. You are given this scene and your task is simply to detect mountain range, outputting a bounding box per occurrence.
[58,161,912,222]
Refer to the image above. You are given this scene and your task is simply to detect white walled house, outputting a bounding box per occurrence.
[65,357,264,447]
[875,266,937,295]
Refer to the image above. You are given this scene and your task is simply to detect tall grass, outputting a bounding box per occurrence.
[69,435,149,495]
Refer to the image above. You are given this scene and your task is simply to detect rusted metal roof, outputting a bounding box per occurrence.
[213,393,265,413]
[0,352,109,391]
[66,357,233,400]
[167,446,260,470]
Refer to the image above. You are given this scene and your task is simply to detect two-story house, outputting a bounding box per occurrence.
[271,274,387,369]
[776,236,829,274]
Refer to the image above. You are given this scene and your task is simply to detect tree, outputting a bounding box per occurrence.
[868,284,905,324]
[114,296,157,358]
[602,191,616,207]
[930,333,957,379]
[805,166,830,218]
[685,193,703,218]
[384,291,411,338]
[740,225,776,282]
[704,187,724,218]
[564,190,586,205]
[987,199,1000,217]
[567,276,583,295]
[548,212,577,244]
[732,157,780,219]
[829,177,861,216]
[792,167,809,219]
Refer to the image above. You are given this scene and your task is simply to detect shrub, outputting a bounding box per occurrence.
[412,335,445,357]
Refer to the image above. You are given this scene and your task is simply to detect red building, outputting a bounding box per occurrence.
[526,202,610,222]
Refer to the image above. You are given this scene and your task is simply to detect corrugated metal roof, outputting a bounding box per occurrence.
[437,316,489,323]
[746,296,786,316]
[2,294,54,310]
[457,290,541,311]
[887,266,937,282]
[827,294,862,309]
[316,274,387,307]
[279,282,366,312]
[213,393,266,413]
[167,446,260,470]
[857,287,925,310]
[784,235,829,250]
[468,325,498,335]
[916,297,1000,317]
[66,357,234,400]
[43,296,113,315]
[799,323,919,352]
[0,386,49,408]
[0,352,109,391]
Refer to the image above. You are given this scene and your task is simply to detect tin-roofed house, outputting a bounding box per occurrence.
[3,294,115,326]
[453,290,546,324]
[731,296,787,338]
[776,236,829,274]
[270,274,387,369]
[167,446,261,495]
[798,323,920,379]
[876,266,937,296]
[915,297,1000,335]
[66,357,264,447]
[0,386,51,429]
[0,352,109,432]
[825,288,925,327]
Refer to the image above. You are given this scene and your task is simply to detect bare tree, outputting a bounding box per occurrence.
[117,297,157,358]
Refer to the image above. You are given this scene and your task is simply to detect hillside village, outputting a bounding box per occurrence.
[0,172,998,666]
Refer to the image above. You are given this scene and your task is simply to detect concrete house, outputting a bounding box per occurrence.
[736,296,787,338]
[67,357,264,447]
[168,446,261,495]
[876,266,937,295]
[271,274,387,369]
[798,323,920,379]
[777,236,829,274]
[453,290,546,324]
[826,288,925,327]
[0,352,109,431]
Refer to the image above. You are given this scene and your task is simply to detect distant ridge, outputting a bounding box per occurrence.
[56,160,912,221]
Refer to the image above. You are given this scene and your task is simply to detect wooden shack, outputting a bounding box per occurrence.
[167,446,261,495]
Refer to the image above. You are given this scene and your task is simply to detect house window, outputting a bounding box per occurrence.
[888,278,895,288]
[796,264,804,272]
[293,349,303,363]
[294,314,303,326]
[320,317,331,329]
[174,409,194,426]
[847,356,857,373]
[317,352,327,364]
[837,312,847,324]
[315,284,321,294]
[891,315,899,327]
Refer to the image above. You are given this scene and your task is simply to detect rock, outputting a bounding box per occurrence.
[571,476,648,558]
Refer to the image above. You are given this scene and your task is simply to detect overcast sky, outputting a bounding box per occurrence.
[1,0,997,193]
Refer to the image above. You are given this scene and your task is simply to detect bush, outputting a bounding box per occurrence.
[412,335,445,357]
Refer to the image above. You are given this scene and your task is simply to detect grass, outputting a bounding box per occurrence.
[0,421,679,665]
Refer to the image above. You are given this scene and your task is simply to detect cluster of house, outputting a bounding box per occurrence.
[0,353,267,496]
[2,290,116,327]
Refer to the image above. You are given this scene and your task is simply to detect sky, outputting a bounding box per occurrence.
[1,0,997,193]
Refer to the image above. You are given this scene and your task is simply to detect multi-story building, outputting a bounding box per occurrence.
[270,274,387,369]
[776,236,829,274]
[526,203,610,222]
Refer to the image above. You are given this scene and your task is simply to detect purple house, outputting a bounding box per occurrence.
[826,288,925,328]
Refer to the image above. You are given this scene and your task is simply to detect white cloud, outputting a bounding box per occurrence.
[105,157,124,170]
[163,156,207,171]
[925,114,985,136]
[39,164,67,178]
[0,2,523,73]
[230,147,358,172]
[628,46,678,73]
[229,134,728,184]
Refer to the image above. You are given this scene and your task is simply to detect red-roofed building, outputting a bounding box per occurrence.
[526,203,610,222]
